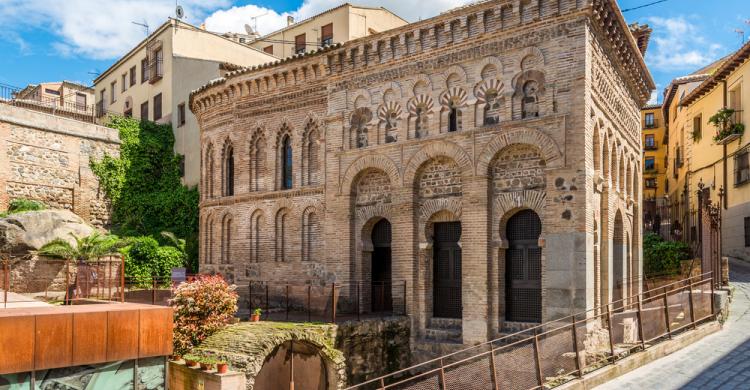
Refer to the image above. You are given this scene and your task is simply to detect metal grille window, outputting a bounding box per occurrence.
[141,57,149,83]
[282,135,293,189]
[644,112,655,128]
[735,148,750,186]
[645,134,656,149]
[321,23,333,46]
[745,217,750,247]
[645,157,655,171]
[177,103,185,126]
[295,33,306,54]
[153,93,162,120]
[129,66,136,87]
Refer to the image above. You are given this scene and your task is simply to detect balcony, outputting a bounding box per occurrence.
[148,58,164,84]
[710,108,744,145]
[644,141,659,151]
[644,163,658,174]
[643,119,659,129]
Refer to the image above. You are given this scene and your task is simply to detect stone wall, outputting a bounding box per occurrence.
[0,104,120,227]
[192,0,651,353]
[334,317,411,384]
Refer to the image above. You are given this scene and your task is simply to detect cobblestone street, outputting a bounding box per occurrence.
[597,259,750,390]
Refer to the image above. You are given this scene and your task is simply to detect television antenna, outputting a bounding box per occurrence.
[132,20,149,36]
[735,28,745,45]
[175,5,185,19]
[249,12,268,34]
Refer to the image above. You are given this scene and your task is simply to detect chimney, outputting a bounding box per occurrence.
[287,16,295,26]
[200,23,206,30]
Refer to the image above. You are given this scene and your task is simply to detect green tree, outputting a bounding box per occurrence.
[90,116,199,271]
[38,232,126,262]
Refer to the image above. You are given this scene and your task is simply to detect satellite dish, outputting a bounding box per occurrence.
[244,24,254,35]
[175,5,185,19]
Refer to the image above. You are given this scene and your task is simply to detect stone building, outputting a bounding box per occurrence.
[0,104,119,227]
[190,0,653,351]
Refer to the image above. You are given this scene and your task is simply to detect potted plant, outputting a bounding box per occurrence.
[217,361,229,374]
[170,354,182,362]
[183,354,199,368]
[198,356,218,371]
[709,107,745,143]
[251,307,262,322]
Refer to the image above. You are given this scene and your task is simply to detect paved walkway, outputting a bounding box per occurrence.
[597,259,750,390]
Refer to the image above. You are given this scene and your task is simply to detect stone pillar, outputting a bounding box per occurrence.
[461,175,489,344]
[392,187,416,325]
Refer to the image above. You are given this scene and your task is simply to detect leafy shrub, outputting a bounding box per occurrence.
[171,275,238,356]
[1,198,47,217]
[643,233,689,276]
[90,116,199,271]
[120,236,185,286]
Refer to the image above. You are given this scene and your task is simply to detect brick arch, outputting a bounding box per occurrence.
[476,128,562,175]
[435,64,469,87]
[272,197,296,216]
[493,190,546,241]
[403,141,473,186]
[349,88,372,110]
[419,198,462,222]
[405,73,433,95]
[517,46,545,69]
[381,81,404,102]
[477,56,504,80]
[340,153,401,195]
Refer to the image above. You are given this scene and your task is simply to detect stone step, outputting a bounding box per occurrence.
[428,317,462,330]
[412,340,467,364]
[501,321,541,334]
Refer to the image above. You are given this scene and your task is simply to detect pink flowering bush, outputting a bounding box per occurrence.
[171,275,238,355]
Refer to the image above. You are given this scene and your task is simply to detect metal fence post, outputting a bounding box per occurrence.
[438,358,447,390]
[120,258,125,303]
[710,277,716,319]
[606,306,616,362]
[636,296,646,349]
[663,290,672,338]
[356,283,361,321]
[265,284,270,320]
[489,343,499,390]
[152,278,157,305]
[331,283,337,323]
[688,283,696,329]
[286,284,290,321]
[533,334,544,388]
[571,315,582,377]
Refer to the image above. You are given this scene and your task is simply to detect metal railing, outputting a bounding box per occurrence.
[1,83,97,123]
[644,141,659,151]
[149,58,164,83]
[643,119,659,129]
[248,280,407,323]
[347,273,716,389]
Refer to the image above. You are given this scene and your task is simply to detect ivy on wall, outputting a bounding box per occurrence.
[91,116,199,271]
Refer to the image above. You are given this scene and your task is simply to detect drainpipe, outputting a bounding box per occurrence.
[722,80,728,209]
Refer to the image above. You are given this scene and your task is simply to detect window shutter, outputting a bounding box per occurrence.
[322,24,333,41]
[295,33,306,53]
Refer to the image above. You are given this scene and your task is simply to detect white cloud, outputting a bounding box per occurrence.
[0,0,231,60]
[203,0,476,35]
[645,16,724,72]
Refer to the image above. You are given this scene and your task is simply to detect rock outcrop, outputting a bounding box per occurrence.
[0,209,95,255]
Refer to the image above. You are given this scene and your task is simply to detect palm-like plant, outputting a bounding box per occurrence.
[38,232,126,262]
[160,231,186,257]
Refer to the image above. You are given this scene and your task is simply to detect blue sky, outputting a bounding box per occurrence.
[0,0,747,102]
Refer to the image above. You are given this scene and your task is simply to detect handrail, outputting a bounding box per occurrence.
[348,272,715,389]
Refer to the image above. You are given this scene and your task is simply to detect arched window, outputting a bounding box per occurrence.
[222,215,232,264]
[205,145,215,199]
[522,80,540,119]
[483,91,501,125]
[250,211,263,262]
[223,145,234,196]
[351,108,372,148]
[302,209,319,262]
[204,216,213,264]
[281,135,293,190]
[275,209,289,262]
[303,124,320,186]
[249,132,266,192]
[415,106,428,138]
[448,103,461,132]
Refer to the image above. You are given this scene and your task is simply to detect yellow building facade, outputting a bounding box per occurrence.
[249,4,407,58]
[641,103,667,200]
[679,41,750,261]
[93,19,276,187]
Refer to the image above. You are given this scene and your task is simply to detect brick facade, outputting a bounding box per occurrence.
[0,104,120,227]
[191,0,652,350]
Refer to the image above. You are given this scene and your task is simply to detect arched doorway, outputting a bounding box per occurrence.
[505,210,542,323]
[612,211,625,309]
[371,219,392,312]
[254,340,329,390]
[433,222,462,319]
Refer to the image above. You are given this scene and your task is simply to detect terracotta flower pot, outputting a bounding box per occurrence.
[200,362,214,371]
[185,360,197,368]
[170,355,182,361]
[217,363,229,374]
[251,314,260,322]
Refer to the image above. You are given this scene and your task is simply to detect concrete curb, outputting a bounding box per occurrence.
[557,320,722,390]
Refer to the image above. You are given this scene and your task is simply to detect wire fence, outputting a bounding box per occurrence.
[0,257,193,308]
[347,273,716,390]
[248,280,407,323]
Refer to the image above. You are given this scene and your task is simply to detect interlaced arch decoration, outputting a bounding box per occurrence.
[377,101,403,144]
[476,128,563,175]
[403,141,473,186]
